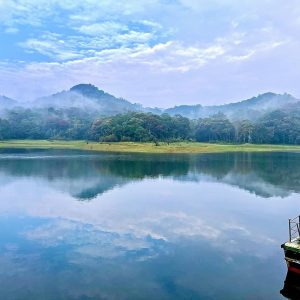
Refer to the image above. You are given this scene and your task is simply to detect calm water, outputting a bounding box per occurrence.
[0,149,299,300]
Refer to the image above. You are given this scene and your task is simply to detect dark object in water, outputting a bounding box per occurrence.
[281,271,300,299]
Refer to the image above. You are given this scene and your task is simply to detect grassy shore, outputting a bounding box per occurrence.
[0,140,300,154]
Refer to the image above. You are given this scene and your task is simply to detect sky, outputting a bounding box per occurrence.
[0,0,300,107]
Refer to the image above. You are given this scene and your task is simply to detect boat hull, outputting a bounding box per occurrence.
[287,262,300,275]
[282,242,300,275]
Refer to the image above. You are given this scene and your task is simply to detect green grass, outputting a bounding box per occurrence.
[0,139,300,154]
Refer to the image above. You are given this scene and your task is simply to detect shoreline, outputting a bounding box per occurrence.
[0,140,300,154]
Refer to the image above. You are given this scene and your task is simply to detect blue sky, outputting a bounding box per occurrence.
[0,0,299,107]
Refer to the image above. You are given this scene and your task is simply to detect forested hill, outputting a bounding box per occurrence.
[32,84,143,115]
[1,84,298,120]
[164,92,298,120]
[0,84,300,145]
[0,102,300,144]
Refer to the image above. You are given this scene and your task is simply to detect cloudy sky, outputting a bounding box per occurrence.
[0,0,299,107]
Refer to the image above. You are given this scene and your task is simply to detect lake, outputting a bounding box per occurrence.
[0,149,299,300]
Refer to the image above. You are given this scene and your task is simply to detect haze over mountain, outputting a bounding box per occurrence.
[33,84,141,113]
[164,92,299,120]
[0,96,17,109]
[1,84,299,120]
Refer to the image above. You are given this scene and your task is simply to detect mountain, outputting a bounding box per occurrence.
[0,96,18,110]
[33,83,143,115]
[163,104,203,119]
[0,84,299,120]
[165,92,299,120]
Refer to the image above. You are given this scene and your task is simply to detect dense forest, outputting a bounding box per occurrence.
[0,101,300,144]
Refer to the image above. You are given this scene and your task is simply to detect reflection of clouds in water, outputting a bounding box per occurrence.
[0,179,286,255]
[23,219,167,261]
[0,175,295,263]
[0,248,41,278]
[130,212,220,240]
[0,173,16,188]
[0,231,177,300]
[0,151,296,299]
[20,211,277,264]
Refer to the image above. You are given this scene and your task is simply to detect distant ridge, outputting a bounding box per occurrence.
[165,92,298,120]
[0,95,17,108]
[0,84,298,120]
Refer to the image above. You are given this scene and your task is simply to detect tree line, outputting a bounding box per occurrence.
[1,103,300,144]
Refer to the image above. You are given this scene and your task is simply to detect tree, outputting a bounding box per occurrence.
[195,113,235,142]
[235,120,255,143]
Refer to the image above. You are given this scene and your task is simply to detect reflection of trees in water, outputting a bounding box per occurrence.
[0,150,190,180]
[93,155,190,179]
[0,157,102,181]
[191,152,300,197]
[0,149,300,199]
[197,152,300,193]
[251,152,300,194]
[248,153,298,196]
[227,152,300,197]
[189,153,234,179]
[0,152,192,200]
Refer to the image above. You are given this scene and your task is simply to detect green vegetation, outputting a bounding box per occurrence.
[1,100,300,146]
[1,140,300,154]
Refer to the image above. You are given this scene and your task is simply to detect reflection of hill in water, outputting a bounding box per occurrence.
[186,152,300,197]
[0,149,299,199]
[232,152,300,197]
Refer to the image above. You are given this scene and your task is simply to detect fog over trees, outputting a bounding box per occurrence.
[1,84,300,144]
[1,103,300,144]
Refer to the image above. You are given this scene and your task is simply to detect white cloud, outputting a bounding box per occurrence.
[0,0,163,27]
[4,27,19,34]
[19,33,83,61]
[118,31,154,44]
[78,22,128,36]
[1,0,300,104]
[19,32,157,61]
[1,28,294,105]
[20,40,228,72]
[225,39,288,62]
[137,19,162,29]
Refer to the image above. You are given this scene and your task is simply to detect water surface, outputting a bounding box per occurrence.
[0,149,299,299]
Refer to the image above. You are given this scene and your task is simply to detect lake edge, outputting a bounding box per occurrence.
[1,140,300,154]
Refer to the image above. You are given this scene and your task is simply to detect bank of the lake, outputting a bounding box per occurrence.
[1,140,300,153]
